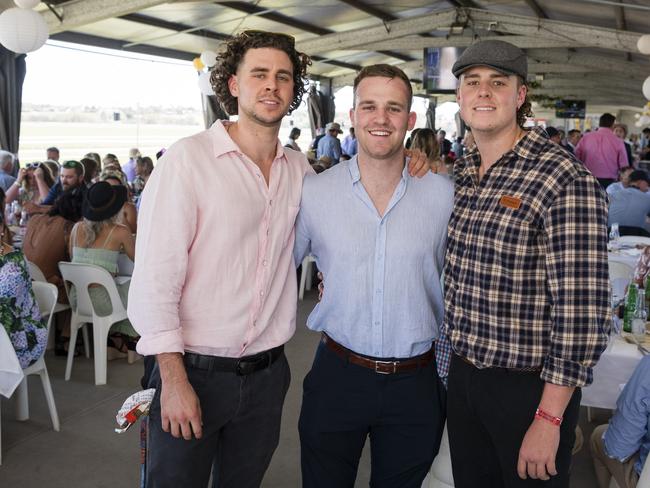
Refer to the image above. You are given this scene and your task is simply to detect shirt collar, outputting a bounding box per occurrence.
[210,120,286,162]
[346,154,411,185]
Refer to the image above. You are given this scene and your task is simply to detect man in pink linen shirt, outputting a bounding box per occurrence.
[128,31,312,487]
[575,112,629,189]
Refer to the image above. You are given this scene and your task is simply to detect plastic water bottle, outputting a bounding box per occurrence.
[609,223,621,251]
[632,291,647,340]
[19,210,27,227]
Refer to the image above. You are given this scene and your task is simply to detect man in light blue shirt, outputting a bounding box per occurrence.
[316,121,342,165]
[341,127,357,157]
[590,355,650,488]
[608,170,650,236]
[295,64,453,488]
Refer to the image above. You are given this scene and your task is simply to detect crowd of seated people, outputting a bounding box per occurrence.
[0,146,158,359]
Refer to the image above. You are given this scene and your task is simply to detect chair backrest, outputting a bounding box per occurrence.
[31,281,58,335]
[638,455,650,488]
[619,235,650,246]
[58,262,127,321]
[27,260,47,282]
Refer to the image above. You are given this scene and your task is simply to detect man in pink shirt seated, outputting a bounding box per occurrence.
[128,31,313,487]
[575,112,629,190]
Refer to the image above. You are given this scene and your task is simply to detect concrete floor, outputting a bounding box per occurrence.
[1,291,607,487]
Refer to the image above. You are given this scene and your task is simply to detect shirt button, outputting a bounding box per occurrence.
[262,259,268,266]
[260,291,264,296]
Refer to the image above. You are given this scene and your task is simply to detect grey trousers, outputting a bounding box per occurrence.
[145,352,291,488]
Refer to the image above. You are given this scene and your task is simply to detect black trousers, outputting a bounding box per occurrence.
[299,341,446,488]
[145,351,291,488]
[447,354,581,488]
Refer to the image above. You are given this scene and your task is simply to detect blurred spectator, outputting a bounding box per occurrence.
[69,181,137,354]
[6,162,55,207]
[341,127,358,157]
[0,150,16,191]
[132,156,154,207]
[83,152,101,167]
[102,153,120,170]
[99,169,137,234]
[0,187,48,369]
[545,126,562,145]
[614,123,634,166]
[451,136,464,160]
[607,170,650,237]
[46,147,60,163]
[566,129,582,153]
[590,355,650,488]
[607,166,635,196]
[43,159,59,180]
[23,188,84,306]
[39,160,84,207]
[285,127,302,152]
[437,130,452,158]
[80,157,99,186]
[317,122,343,166]
[122,148,140,184]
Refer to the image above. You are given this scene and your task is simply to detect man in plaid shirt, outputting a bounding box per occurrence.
[444,40,609,487]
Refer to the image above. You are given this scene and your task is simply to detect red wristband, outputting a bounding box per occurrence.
[535,408,562,426]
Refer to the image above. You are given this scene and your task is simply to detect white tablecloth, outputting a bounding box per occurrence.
[608,249,642,269]
[0,326,24,399]
[581,335,643,410]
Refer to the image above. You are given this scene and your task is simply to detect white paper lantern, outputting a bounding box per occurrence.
[638,34,650,55]
[198,71,214,96]
[644,76,650,101]
[14,0,41,9]
[0,8,48,54]
[200,50,218,68]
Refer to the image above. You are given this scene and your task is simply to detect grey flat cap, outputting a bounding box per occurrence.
[452,40,527,79]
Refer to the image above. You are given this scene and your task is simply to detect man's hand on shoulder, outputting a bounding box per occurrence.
[405,149,432,178]
[158,352,203,440]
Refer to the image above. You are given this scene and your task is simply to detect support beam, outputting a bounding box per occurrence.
[466,8,641,53]
[50,31,195,61]
[527,49,650,79]
[43,0,171,35]
[539,79,641,92]
[523,0,548,18]
[614,0,632,61]
[216,1,413,63]
[296,8,457,55]
[120,13,229,43]
[352,35,577,52]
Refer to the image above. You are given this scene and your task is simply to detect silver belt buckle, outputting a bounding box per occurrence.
[375,360,397,374]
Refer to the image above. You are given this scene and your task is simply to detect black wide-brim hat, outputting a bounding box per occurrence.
[82,181,127,222]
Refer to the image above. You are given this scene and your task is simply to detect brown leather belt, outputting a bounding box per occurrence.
[322,333,433,374]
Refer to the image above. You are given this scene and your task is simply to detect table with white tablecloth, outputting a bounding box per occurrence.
[581,335,644,410]
[609,248,642,269]
[0,326,24,399]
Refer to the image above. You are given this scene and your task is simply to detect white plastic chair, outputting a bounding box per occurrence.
[427,422,454,488]
[59,262,129,385]
[13,281,61,433]
[299,255,316,300]
[26,260,71,315]
[618,236,650,246]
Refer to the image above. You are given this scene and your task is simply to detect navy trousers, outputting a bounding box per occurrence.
[299,341,447,488]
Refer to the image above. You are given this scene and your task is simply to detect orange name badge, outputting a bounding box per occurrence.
[499,195,521,210]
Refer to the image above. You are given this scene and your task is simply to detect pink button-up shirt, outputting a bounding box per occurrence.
[128,121,311,358]
[575,127,628,180]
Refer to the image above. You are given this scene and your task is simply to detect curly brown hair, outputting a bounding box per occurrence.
[517,78,534,128]
[210,30,311,116]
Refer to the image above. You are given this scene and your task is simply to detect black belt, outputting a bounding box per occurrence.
[184,345,283,376]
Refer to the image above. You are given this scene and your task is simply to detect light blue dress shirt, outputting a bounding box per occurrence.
[607,187,650,234]
[294,157,453,359]
[604,355,650,475]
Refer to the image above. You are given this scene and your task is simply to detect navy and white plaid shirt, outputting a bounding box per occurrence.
[444,126,610,387]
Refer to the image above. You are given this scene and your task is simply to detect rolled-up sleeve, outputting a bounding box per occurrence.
[128,145,197,356]
[542,175,610,387]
